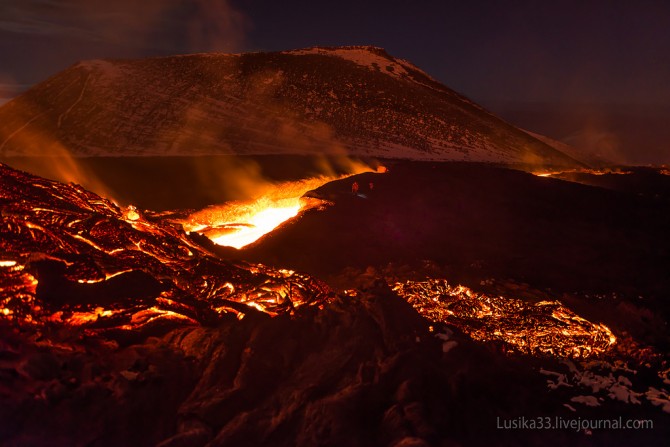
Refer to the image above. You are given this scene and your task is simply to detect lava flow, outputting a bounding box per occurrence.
[0,163,333,331]
[532,167,633,178]
[0,162,619,361]
[393,279,617,358]
[181,175,349,248]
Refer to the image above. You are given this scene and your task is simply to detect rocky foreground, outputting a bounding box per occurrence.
[1,162,669,446]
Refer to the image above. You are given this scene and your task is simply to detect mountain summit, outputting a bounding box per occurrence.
[0,45,579,166]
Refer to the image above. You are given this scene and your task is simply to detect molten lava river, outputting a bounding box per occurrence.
[3,160,670,447]
[0,161,627,363]
[179,176,336,249]
[0,163,334,333]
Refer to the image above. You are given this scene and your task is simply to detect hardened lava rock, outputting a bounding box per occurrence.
[0,163,333,331]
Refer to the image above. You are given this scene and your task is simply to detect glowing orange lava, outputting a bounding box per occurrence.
[392,279,617,358]
[182,176,344,248]
[532,168,632,178]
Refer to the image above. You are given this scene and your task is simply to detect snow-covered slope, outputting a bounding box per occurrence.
[0,46,579,166]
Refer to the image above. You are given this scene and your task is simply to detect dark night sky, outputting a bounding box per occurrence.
[1,0,669,162]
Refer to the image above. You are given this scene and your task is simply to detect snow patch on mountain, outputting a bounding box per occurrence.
[0,46,581,167]
[285,46,426,82]
[77,59,129,86]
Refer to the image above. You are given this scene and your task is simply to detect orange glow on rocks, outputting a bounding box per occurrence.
[393,279,617,358]
[181,176,340,248]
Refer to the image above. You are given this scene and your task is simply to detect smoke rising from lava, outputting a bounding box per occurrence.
[0,0,257,204]
[0,100,116,201]
[149,62,377,206]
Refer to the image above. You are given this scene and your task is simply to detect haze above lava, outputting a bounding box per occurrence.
[1,42,669,447]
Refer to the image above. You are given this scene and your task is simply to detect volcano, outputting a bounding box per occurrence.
[1,46,669,447]
[0,46,579,167]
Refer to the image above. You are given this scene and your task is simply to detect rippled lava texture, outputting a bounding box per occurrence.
[1,162,670,446]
